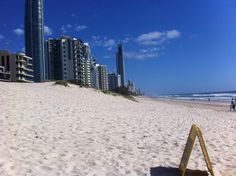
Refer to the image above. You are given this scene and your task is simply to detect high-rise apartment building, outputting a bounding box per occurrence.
[25,0,45,82]
[98,65,109,90]
[45,38,62,80]
[116,43,125,87]
[90,61,99,89]
[84,59,91,87]
[82,43,92,87]
[127,80,136,94]
[82,43,92,60]
[108,73,121,90]
[45,36,91,85]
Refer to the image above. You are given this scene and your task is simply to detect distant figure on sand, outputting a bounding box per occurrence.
[230,98,235,112]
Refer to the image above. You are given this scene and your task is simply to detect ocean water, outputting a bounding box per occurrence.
[160,91,236,102]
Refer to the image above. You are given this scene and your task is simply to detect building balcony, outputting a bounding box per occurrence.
[17,65,33,72]
[17,77,33,83]
[16,59,27,63]
[17,71,33,78]
[24,67,34,72]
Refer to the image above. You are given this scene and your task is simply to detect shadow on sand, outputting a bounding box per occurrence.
[150,167,209,176]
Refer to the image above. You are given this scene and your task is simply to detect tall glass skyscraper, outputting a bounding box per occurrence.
[25,0,45,82]
[116,43,125,86]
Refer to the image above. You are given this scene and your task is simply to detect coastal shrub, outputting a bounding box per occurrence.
[111,87,138,102]
[102,90,110,94]
[16,80,27,83]
[113,86,130,95]
[79,83,90,88]
[124,95,138,102]
[67,80,80,86]
[66,80,90,88]
[101,90,117,96]
[54,80,69,87]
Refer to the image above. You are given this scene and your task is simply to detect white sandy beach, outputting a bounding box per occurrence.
[0,82,236,176]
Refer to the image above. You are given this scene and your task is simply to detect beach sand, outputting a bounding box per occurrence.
[0,82,235,176]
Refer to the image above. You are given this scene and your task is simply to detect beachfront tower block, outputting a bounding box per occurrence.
[116,43,125,87]
[98,65,109,90]
[108,73,121,91]
[25,0,45,82]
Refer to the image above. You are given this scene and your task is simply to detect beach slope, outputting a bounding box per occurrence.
[0,82,235,176]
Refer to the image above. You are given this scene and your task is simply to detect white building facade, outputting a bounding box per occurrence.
[0,51,34,82]
[98,65,109,90]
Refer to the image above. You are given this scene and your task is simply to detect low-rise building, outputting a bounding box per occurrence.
[0,51,34,82]
[11,53,34,82]
[0,50,11,81]
[0,66,10,81]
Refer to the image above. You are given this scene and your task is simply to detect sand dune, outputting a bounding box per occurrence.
[0,82,235,176]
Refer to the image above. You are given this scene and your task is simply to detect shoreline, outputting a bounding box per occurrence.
[140,96,231,112]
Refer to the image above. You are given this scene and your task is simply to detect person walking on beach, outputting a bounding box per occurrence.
[234,98,236,111]
[230,98,235,112]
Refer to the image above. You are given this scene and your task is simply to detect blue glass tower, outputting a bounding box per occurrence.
[116,43,125,87]
[25,0,45,82]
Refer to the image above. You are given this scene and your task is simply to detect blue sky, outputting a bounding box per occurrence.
[1,0,236,95]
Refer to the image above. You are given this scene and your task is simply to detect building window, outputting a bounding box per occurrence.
[1,56,5,66]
